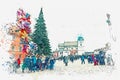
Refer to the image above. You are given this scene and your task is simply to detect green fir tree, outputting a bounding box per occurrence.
[32,8,52,56]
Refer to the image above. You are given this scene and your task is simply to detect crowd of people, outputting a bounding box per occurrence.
[59,50,114,66]
[12,50,114,73]
[12,54,56,73]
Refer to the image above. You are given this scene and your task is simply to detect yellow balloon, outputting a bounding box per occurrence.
[19,30,28,39]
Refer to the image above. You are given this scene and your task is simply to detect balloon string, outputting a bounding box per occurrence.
[109,27,116,42]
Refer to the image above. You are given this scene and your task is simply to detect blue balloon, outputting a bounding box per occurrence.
[25,13,30,18]
[29,42,35,49]
[30,44,34,49]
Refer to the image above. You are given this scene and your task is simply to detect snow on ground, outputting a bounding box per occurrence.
[3,60,119,80]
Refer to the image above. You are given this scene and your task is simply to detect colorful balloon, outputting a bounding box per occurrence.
[25,13,30,19]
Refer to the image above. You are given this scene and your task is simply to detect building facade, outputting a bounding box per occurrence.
[77,35,85,55]
[58,36,85,56]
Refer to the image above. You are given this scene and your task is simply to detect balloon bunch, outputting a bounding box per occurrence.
[7,8,38,55]
[16,8,32,54]
[16,8,31,38]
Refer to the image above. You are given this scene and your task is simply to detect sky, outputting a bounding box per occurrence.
[0,0,120,80]
[0,0,120,51]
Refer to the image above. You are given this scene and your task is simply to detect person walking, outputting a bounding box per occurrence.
[17,57,21,68]
[63,56,68,66]
[49,57,55,70]
[81,55,85,64]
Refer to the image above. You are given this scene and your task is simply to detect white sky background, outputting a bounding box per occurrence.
[0,0,120,51]
[0,0,120,80]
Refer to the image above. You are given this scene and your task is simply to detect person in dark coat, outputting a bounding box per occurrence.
[45,57,50,69]
[70,55,74,63]
[29,56,34,72]
[63,56,68,66]
[41,57,45,71]
[99,51,105,65]
[87,55,91,63]
[22,56,31,73]
[49,58,55,70]
[36,57,42,71]
[87,55,93,64]
[31,55,37,71]
[81,55,85,64]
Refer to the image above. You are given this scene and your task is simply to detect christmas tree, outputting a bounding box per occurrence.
[32,8,52,56]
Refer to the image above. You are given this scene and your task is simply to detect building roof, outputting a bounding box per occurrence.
[77,36,84,41]
[58,41,77,47]
[64,41,77,47]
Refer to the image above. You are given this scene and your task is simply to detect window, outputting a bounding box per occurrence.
[80,43,82,46]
